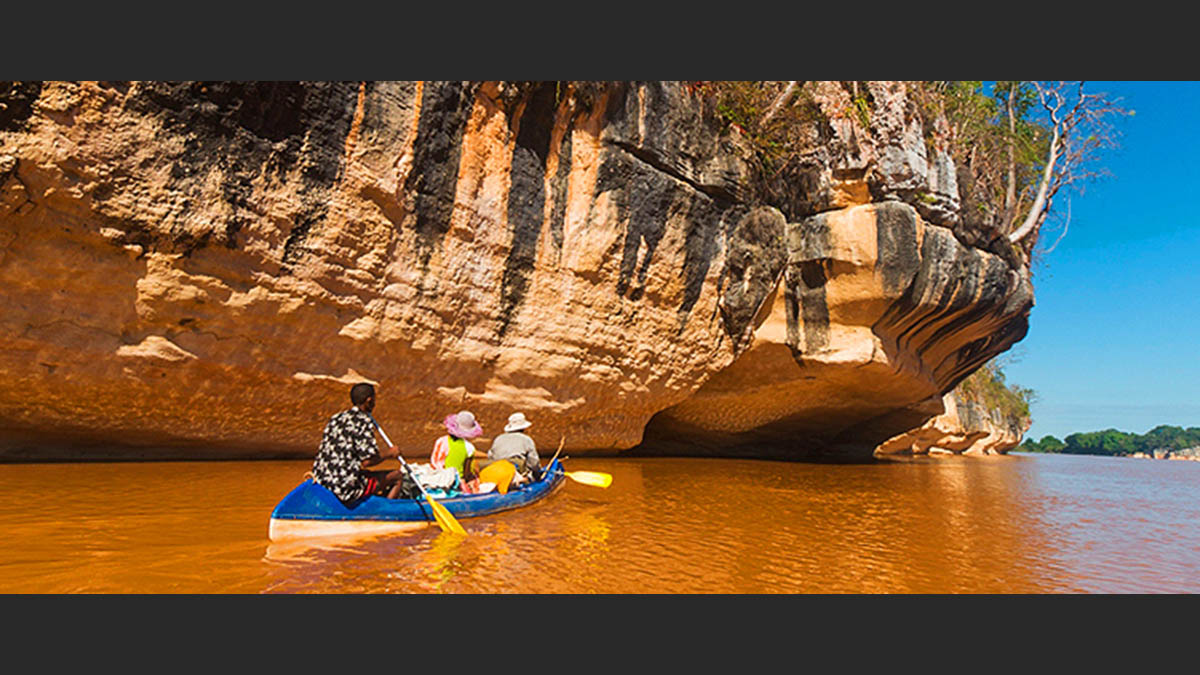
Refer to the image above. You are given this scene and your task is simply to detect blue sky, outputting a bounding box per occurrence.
[997,81,1200,441]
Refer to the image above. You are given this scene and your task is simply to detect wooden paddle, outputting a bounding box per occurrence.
[371,417,466,535]
[545,436,565,469]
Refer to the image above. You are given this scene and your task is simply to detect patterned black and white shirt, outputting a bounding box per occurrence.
[311,407,380,504]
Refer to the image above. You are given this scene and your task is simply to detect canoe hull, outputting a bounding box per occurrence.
[268,459,566,541]
[268,517,429,541]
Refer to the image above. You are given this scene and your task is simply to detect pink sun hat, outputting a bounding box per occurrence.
[443,410,483,439]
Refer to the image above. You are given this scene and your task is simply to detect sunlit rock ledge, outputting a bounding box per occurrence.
[0,81,1031,461]
[635,201,1031,460]
[875,391,1031,458]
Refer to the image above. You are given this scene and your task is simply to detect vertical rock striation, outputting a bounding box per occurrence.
[637,201,1031,460]
[0,81,1032,460]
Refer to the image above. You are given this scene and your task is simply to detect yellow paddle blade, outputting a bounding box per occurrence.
[565,471,612,488]
[425,495,467,534]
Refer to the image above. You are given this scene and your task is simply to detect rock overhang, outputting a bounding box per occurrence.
[0,81,1032,461]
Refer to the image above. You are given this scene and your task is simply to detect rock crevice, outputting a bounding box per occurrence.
[0,81,1032,460]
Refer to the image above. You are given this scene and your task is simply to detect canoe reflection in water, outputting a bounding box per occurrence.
[10,454,1197,592]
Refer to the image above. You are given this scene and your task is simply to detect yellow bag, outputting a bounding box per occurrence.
[477,460,516,494]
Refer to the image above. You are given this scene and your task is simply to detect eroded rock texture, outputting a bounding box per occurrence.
[0,81,1032,460]
[876,391,1031,457]
[636,201,1032,460]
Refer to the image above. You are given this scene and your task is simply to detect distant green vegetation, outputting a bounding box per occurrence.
[1020,425,1200,456]
[956,360,1035,422]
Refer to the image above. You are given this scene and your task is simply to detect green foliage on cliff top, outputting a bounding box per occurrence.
[696,80,835,174]
[955,360,1035,423]
[1021,426,1200,456]
[692,81,1082,257]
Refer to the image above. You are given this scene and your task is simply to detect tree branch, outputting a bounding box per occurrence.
[1010,83,1064,244]
[1004,83,1017,228]
[760,81,805,127]
[1043,197,1071,254]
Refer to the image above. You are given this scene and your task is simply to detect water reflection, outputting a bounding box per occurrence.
[1,454,1197,592]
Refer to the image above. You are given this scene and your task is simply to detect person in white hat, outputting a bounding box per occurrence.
[480,412,542,485]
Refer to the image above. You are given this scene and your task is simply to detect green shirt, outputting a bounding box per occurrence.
[433,435,477,474]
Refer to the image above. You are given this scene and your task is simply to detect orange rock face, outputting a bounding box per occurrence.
[637,202,1032,459]
[0,81,1032,460]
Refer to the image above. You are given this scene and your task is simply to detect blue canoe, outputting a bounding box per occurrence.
[268,459,566,541]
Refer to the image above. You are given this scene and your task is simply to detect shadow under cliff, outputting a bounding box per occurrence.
[626,393,953,464]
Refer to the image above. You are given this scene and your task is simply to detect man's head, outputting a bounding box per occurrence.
[504,412,532,433]
[350,382,376,412]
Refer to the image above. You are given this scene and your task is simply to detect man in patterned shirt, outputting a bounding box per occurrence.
[311,382,409,504]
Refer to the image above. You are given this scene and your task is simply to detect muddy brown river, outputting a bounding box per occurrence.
[2,453,1197,593]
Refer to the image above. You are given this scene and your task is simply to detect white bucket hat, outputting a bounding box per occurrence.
[504,412,532,433]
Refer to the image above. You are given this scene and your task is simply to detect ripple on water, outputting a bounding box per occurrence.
[1,454,1198,592]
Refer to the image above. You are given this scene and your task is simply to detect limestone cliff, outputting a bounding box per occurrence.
[875,390,1031,457]
[0,81,1032,460]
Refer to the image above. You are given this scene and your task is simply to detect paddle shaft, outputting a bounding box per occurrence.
[370,417,437,505]
[363,417,464,535]
[545,436,565,473]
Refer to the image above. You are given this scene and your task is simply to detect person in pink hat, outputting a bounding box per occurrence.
[430,410,484,479]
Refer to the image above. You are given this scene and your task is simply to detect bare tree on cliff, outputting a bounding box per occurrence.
[701,81,1130,265]
[999,81,1131,255]
[760,81,805,126]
